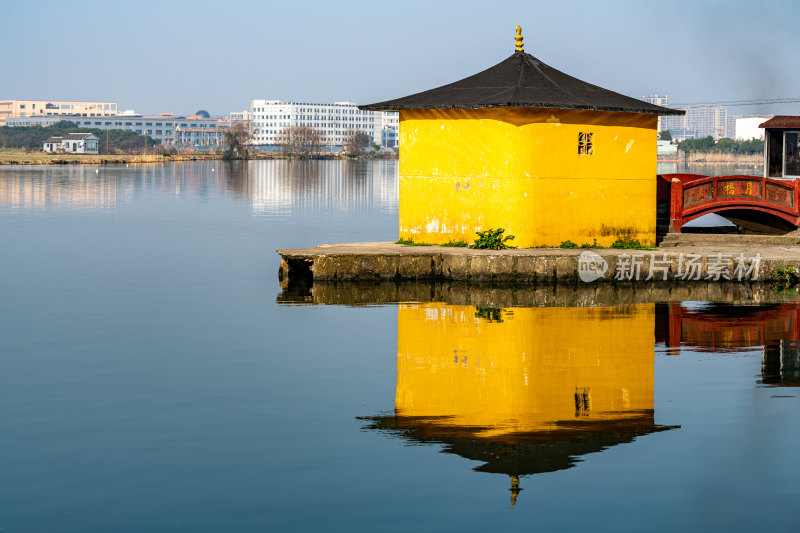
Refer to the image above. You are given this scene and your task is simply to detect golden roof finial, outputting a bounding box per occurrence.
[509,475,522,507]
[515,25,524,52]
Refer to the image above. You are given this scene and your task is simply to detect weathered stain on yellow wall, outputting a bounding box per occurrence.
[396,302,655,441]
[399,108,658,247]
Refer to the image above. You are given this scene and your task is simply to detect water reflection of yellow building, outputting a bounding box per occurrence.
[365,302,676,506]
[397,303,655,438]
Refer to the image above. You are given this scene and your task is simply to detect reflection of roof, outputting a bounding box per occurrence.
[759,115,800,129]
[361,412,678,476]
[360,50,684,116]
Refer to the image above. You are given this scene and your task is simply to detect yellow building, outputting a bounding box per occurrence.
[360,28,683,247]
[362,302,677,505]
[0,99,118,125]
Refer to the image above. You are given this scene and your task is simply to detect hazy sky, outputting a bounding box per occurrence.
[3,0,799,117]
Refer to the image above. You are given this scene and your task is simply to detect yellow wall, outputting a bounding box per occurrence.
[396,302,655,441]
[399,108,658,247]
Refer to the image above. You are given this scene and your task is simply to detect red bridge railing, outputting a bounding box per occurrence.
[658,173,800,232]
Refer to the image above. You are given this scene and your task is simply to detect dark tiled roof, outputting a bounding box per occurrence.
[760,116,800,129]
[63,133,95,140]
[44,136,63,143]
[360,51,684,116]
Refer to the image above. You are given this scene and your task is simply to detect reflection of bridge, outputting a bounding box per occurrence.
[658,173,800,234]
[657,301,800,352]
[656,301,800,386]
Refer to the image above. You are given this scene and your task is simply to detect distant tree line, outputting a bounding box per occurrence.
[223,120,255,160]
[677,136,764,155]
[343,129,371,157]
[276,125,323,158]
[267,126,375,158]
[0,121,159,154]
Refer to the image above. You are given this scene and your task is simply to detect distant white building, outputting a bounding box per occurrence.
[228,110,251,123]
[657,139,678,157]
[43,133,99,154]
[381,112,399,149]
[14,114,226,147]
[643,95,670,132]
[249,99,398,148]
[645,95,736,139]
[735,115,773,140]
[663,105,730,140]
[0,99,117,125]
[43,137,63,153]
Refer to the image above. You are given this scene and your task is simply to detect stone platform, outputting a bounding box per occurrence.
[277,279,800,308]
[277,239,800,284]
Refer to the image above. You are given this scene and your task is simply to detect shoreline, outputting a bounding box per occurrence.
[278,279,800,308]
[657,153,763,164]
[0,153,221,166]
[0,151,398,166]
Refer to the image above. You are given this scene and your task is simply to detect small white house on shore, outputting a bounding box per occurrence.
[43,136,63,152]
[43,133,99,154]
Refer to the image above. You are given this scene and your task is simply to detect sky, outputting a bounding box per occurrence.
[2,0,800,117]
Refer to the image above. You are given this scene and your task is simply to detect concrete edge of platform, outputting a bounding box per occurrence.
[277,279,800,308]
[277,242,800,284]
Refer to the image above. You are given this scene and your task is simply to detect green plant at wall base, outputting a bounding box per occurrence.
[471,228,516,250]
[560,240,578,249]
[395,238,433,246]
[772,267,799,284]
[772,267,798,278]
[441,240,468,247]
[580,239,602,249]
[610,239,653,250]
[772,268,799,292]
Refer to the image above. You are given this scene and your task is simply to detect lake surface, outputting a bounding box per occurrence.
[656,161,764,177]
[2,161,799,532]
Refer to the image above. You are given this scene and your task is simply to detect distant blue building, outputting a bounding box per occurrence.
[7,113,228,148]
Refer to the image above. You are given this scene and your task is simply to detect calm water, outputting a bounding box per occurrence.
[656,161,764,176]
[1,161,799,532]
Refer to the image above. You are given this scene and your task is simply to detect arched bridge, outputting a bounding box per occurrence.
[658,173,800,234]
